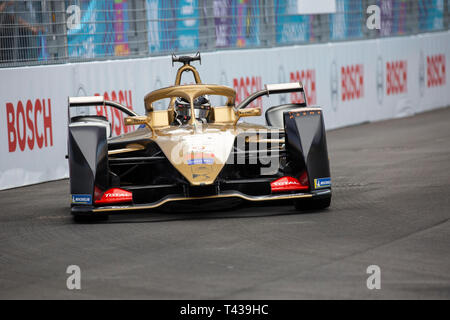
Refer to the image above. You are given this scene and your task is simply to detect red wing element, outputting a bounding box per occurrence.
[271,176,309,192]
[298,170,309,186]
[95,188,133,205]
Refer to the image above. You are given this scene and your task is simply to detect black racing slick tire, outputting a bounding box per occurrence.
[294,196,331,211]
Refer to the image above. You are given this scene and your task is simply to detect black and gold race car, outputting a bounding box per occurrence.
[67,53,331,220]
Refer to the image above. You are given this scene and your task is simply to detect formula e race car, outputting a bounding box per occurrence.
[67,53,331,220]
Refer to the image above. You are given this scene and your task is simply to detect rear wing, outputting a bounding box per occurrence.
[236,82,307,110]
[68,96,138,118]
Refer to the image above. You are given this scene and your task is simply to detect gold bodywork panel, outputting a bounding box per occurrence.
[153,124,238,186]
[108,143,145,155]
[144,84,236,112]
[109,122,278,185]
[211,106,237,124]
[116,76,271,185]
[150,110,171,127]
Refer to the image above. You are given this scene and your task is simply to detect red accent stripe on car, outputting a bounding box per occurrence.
[271,176,309,192]
[95,188,132,205]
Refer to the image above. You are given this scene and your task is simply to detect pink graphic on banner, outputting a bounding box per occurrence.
[114,0,130,56]
[379,0,393,36]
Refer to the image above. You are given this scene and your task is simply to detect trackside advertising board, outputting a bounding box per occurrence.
[0,31,449,190]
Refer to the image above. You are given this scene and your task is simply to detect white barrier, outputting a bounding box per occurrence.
[0,31,449,190]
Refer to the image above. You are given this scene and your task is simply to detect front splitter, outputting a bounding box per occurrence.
[71,189,331,214]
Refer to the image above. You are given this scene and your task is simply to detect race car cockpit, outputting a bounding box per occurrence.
[173,95,211,125]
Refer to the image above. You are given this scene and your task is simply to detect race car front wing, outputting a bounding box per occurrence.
[71,188,331,214]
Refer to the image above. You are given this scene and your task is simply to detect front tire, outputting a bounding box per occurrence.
[294,196,331,211]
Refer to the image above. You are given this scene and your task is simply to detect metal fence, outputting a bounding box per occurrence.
[0,0,448,68]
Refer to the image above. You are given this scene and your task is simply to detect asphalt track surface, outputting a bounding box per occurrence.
[1,107,449,299]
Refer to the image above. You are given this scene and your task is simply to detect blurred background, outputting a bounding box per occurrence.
[0,0,448,68]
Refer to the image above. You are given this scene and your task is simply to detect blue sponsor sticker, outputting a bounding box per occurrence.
[187,158,214,165]
[72,194,92,205]
[314,177,331,189]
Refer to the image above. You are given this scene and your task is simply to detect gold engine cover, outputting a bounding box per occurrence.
[154,125,236,186]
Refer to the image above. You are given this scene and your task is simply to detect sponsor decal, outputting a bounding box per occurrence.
[72,194,92,205]
[5,98,53,152]
[185,152,215,165]
[271,176,309,192]
[95,188,132,205]
[341,64,364,101]
[427,54,446,88]
[314,177,331,189]
[386,60,407,95]
[233,76,263,109]
[94,89,134,136]
[187,158,214,165]
[190,164,212,179]
[289,69,316,105]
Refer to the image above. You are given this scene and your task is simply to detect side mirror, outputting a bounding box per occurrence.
[124,115,149,126]
[234,107,261,124]
[237,108,262,117]
[124,115,154,136]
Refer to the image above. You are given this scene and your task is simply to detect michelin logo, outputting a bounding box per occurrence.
[72,194,92,204]
[314,177,331,189]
